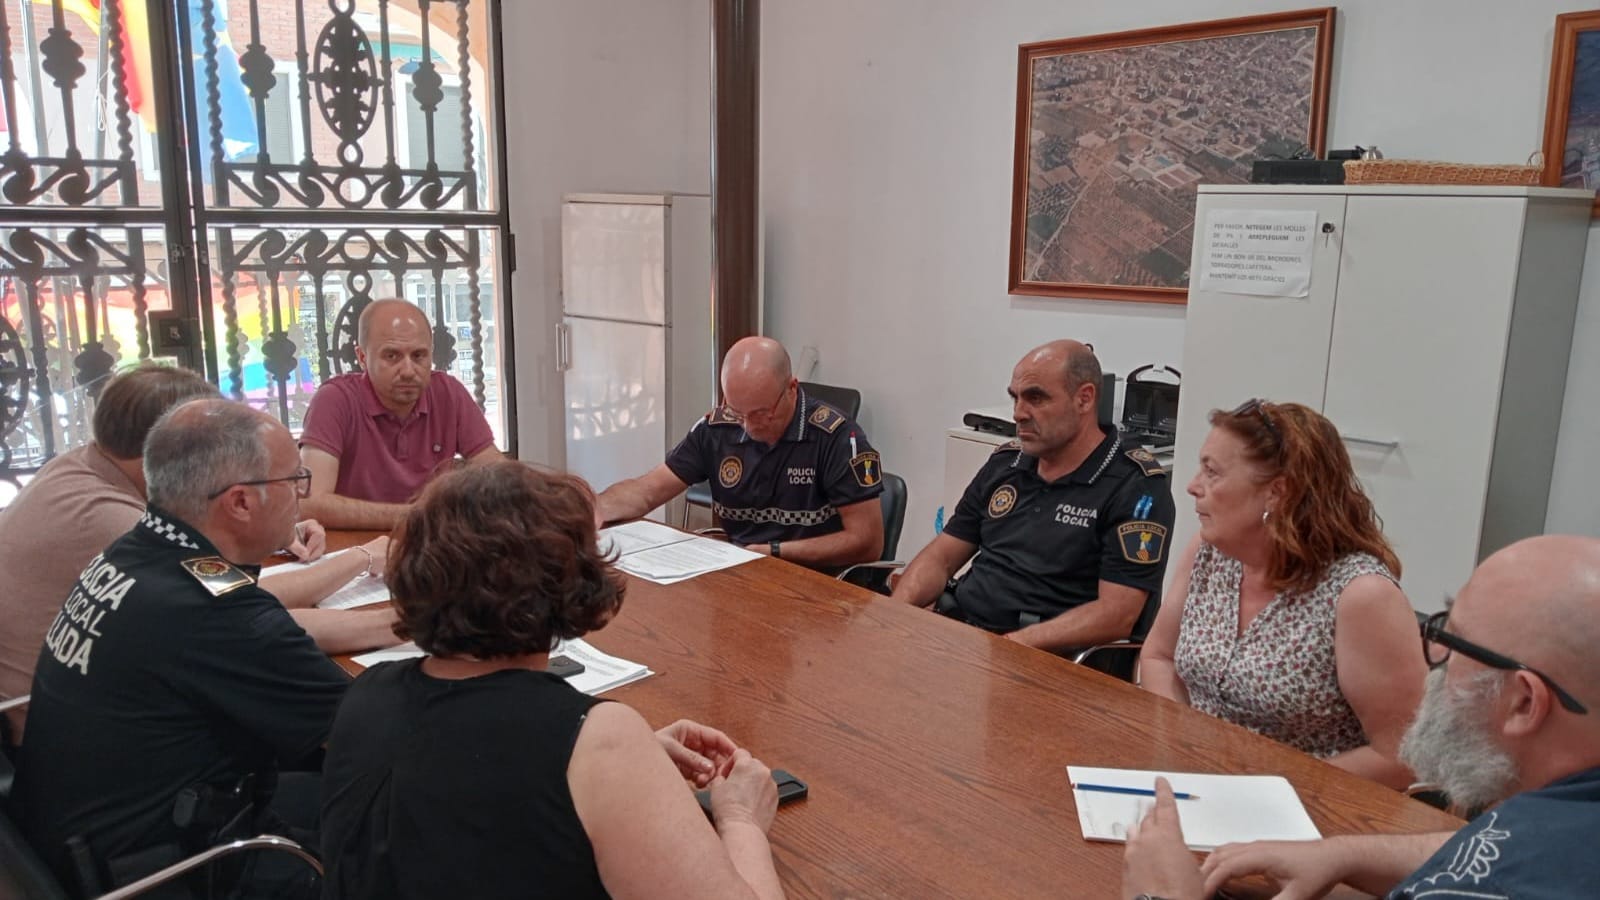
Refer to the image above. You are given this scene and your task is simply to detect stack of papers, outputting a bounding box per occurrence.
[1066,766,1321,851]
[263,549,391,610]
[600,520,760,585]
[554,637,654,695]
[350,637,652,697]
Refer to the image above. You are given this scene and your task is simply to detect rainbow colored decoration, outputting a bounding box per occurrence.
[29,0,255,157]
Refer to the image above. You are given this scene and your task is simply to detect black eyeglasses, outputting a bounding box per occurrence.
[207,467,313,501]
[1230,397,1281,447]
[1420,610,1588,715]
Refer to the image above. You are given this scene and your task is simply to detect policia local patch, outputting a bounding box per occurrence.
[1117,521,1167,564]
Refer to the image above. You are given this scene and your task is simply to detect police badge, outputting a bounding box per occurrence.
[1116,522,1168,564]
[718,456,744,488]
[987,484,1018,518]
[180,556,256,596]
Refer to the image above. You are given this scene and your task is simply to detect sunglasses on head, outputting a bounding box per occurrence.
[1229,397,1281,447]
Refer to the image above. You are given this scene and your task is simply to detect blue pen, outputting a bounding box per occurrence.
[1073,783,1200,800]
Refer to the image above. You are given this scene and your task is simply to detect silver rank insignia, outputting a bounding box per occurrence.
[180,556,256,596]
[1124,447,1165,476]
[808,404,846,433]
[707,406,742,426]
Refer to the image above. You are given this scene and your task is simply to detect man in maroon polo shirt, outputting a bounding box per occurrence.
[300,299,502,528]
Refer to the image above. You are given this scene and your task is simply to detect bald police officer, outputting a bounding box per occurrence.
[597,336,884,571]
[892,341,1175,652]
[19,400,349,898]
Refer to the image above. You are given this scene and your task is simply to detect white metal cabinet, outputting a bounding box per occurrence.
[1173,185,1591,612]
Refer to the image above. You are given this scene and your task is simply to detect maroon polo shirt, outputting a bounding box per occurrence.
[300,372,496,504]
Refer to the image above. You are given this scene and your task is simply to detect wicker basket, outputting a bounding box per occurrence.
[1343,159,1542,186]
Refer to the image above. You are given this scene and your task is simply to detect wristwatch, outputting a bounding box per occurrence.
[770,540,782,559]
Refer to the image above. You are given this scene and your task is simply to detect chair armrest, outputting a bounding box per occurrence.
[836,561,907,595]
[95,835,323,900]
[833,561,907,581]
[1069,640,1144,665]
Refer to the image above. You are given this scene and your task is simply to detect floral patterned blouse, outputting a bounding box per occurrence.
[1173,542,1397,758]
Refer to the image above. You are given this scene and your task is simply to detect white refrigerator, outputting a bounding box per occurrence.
[559,193,714,523]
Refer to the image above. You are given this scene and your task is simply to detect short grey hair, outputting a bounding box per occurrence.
[144,400,277,524]
[1064,343,1103,393]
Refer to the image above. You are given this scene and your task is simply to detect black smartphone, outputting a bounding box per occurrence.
[547,655,585,679]
[695,769,808,816]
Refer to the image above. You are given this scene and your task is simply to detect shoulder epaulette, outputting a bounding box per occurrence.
[706,406,742,426]
[180,556,256,597]
[1124,447,1166,477]
[992,439,1023,454]
[806,402,847,434]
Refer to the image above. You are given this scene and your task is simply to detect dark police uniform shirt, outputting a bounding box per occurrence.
[943,429,1175,632]
[1386,766,1600,899]
[664,388,884,548]
[18,507,350,883]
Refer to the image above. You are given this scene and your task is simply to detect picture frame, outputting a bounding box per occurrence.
[1541,9,1600,217]
[1008,8,1336,305]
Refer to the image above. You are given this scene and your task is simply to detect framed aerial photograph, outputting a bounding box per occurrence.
[1541,9,1600,217]
[1008,8,1336,304]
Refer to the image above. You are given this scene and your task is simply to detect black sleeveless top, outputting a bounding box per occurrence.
[319,659,610,900]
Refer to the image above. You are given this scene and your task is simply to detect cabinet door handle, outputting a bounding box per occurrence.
[556,322,571,372]
[1341,434,1400,450]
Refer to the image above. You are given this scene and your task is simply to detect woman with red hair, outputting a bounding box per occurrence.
[1141,400,1425,787]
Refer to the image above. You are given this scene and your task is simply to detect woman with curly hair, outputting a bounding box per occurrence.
[1141,400,1426,788]
[319,461,785,899]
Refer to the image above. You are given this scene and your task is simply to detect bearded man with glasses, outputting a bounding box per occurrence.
[1121,534,1600,900]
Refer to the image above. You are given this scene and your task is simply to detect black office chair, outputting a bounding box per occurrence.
[1068,588,1162,683]
[681,381,864,527]
[0,730,323,900]
[835,471,908,592]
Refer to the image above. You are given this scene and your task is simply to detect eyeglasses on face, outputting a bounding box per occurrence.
[1420,610,1588,715]
[207,467,313,501]
[726,381,792,424]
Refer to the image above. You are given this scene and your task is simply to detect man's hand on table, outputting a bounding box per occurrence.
[1123,778,1206,900]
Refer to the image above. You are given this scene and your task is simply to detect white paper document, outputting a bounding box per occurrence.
[351,641,425,667]
[613,536,760,585]
[314,574,391,610]
[262,549,392,610]
[599,520,696,558]
[1197,208,1317,298]
[554,637,654,695]
[1066,766,1321,851]
[349,638,653,697]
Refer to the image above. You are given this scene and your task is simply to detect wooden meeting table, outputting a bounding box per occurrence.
[323,531,1458,898]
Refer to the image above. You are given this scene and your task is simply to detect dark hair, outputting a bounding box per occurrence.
[388,461,624,658]
[1210,400,1400,593]
[94,363,219,459]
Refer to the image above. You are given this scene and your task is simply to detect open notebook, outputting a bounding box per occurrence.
[1066,766,1321,852]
